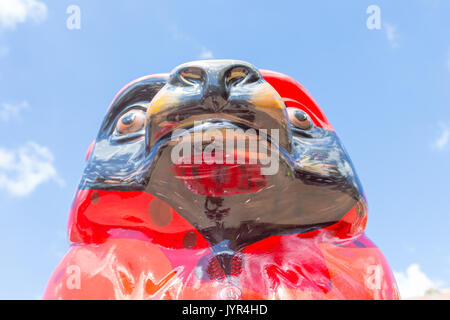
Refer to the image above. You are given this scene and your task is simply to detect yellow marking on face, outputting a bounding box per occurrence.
[147,92,178,115]
[249,83,285,110]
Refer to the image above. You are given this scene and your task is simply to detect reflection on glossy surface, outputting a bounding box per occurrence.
[43,60,399,300]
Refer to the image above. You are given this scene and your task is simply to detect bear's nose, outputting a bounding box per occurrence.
[170,61,261,112]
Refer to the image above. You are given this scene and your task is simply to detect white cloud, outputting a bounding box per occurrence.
[199,47,213,59]
[394,264,438,299]
[0,142,64,197]
[384,22,399,48]
[0,101,28,121]
[0,0,47,30]
[432,123,450,151]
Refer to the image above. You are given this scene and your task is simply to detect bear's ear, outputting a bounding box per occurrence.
[85,140,95,162]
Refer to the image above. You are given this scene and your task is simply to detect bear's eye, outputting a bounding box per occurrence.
[287,108,313,130]
[115,109,146,135]
[226,67,248,86]
[179,67,205,86]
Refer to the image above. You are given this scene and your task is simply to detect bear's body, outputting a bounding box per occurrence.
[44,60,399,299]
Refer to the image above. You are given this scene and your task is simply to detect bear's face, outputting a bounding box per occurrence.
[77,60,364,250]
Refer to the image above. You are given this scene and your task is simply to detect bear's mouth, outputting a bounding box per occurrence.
[146,110,290,154]
[173,160,266,197]
[147,119,284,197]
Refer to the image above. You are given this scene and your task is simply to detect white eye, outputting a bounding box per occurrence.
[116,109,146,135]
[179,67,205,86]
[226,67,248,86]
[287,108,313,130]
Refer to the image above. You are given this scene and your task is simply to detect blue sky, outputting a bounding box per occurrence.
[0,0,449,299]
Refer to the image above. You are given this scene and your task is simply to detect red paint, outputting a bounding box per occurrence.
[47,189,398,300]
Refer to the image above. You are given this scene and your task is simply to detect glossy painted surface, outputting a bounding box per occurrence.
[43,60,399,300]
